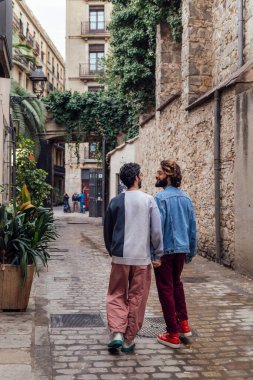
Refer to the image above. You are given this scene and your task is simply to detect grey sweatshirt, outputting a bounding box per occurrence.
[104,190,163,265]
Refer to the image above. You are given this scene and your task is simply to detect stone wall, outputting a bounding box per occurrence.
[219,89,236,267]
[156,23,181,108]
[139,87,236,269]
[212,0,238,84]
[181,0,213,104]
[244,0,253,62]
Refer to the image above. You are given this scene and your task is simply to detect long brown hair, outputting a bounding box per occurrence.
[160,160,182,188]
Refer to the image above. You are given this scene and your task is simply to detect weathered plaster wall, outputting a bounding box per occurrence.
[234,89,253,275]
[109,139,138,200]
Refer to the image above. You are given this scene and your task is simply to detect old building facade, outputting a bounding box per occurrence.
[65,0,112,210]
[108,0,253,277]
[0,0,12,204]
[12,0,65,95]
[12,0,66,202]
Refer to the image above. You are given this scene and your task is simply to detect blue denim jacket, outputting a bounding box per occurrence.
[154,185,197,261]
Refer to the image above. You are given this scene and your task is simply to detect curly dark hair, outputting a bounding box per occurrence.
[160,159,182,188]
[120,163,141,188]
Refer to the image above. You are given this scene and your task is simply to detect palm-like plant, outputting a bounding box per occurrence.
[0,203,57,283]
[11,81,47,157]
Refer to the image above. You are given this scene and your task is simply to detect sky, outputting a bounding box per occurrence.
[25,0,66,59]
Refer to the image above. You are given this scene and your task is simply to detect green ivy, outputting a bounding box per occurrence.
[16,136,52,207]
[43,89,139,154]
[104,0,182,110]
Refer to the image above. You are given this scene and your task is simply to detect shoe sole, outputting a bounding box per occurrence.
[121,343,135,353]
[179,331,192,337]
[157,337,180,349]
[108,340,123,349]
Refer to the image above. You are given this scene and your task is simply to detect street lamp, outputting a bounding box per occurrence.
[29,65,47,97]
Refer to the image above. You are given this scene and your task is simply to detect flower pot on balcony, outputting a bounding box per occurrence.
[0,264,34,311]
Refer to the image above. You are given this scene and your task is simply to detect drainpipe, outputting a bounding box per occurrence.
[214,90,221,263]
[238,0,244,67]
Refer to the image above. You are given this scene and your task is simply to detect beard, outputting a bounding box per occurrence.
[155,178,168,188]
[138,179,142,189]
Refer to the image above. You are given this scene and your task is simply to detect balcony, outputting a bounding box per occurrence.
[26,33,34,48]
[81,21,110,38]
[13,14,20,31]
[13,53,31,73]
[79,63,104,80]
[33,41,40,56]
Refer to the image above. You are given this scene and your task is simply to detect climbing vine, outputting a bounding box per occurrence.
[43,89,139,154]
[104,0,182,110]
[44,1,182,154]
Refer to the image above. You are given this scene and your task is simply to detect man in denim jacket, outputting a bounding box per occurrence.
[154,159,197,349]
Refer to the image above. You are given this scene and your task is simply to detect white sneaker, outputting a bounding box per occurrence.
[108,332,123,349]
[121,339,135,353]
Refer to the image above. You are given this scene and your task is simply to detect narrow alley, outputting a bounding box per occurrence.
[1,211,253,380]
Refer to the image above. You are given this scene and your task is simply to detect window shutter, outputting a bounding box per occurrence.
[89,44,105,53]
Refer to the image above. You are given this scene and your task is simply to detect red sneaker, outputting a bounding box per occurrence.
[157,333,180,348]
[179,320,192,337]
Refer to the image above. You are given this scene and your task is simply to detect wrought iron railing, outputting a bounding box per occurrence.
[81,21,110,35]
[79,63,104,78]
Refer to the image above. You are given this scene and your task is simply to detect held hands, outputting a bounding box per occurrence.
[152,260,162,268]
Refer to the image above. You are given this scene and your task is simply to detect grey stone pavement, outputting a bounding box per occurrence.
[1,208,253,380]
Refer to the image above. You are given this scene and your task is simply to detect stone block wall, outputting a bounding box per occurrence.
[140,87,236,267]
[156,23,181,108]
[219,89,236,267]
[212,0,238,84]
[181,0,213,105]
[244,0,253,61]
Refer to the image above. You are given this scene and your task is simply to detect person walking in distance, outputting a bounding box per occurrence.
[154,159,197,349]
[72,192,79,212]
[78,192,85,213]
[104,163,163,353]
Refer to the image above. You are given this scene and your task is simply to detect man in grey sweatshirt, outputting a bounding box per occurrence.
[104,163,163,353]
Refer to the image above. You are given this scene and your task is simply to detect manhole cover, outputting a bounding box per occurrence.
[182,277,208,283]
[138,317,198,338]
[138,317,166,337]
[51,313,105,328]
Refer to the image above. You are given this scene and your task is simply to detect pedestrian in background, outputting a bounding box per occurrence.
[72,192,79,212]
[78,192,85,213]
[104,163,163,353]
[63,192,71,213]
[154,159,197,349]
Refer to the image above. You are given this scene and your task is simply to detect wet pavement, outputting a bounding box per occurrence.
[0,209,253,380]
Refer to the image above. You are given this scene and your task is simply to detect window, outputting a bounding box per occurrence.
[89,6,105,31]
[89,143,97,159]
[88,86,104,92]
[26,22,29,37]
[48,51,50,63]
[89,45,104,73]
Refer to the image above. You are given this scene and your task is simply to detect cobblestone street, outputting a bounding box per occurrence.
[1,210,253,380]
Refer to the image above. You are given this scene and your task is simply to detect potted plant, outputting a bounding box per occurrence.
[0,185,57,311]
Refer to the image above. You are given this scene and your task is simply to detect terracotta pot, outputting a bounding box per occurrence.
[0,264,34,311]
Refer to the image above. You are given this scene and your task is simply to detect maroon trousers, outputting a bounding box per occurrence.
[154,253,188,333]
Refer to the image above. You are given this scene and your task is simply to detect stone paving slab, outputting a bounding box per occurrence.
[1,210,253,379]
